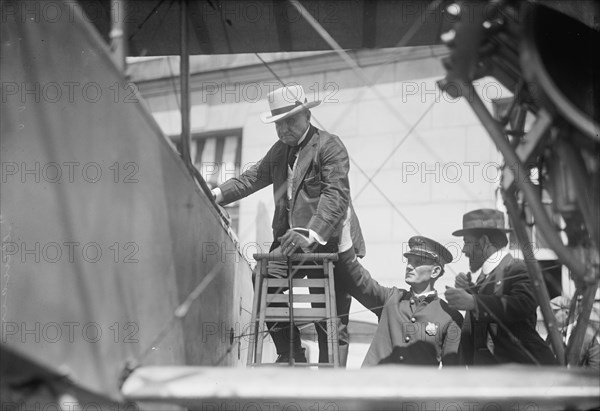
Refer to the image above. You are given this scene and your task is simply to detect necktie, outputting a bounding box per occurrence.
[287,145,299,169]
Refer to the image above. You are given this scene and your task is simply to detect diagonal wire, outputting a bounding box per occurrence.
[328,0,445,133]
[353,99,436,200]
[234,262,565,367]
[289,0,484,206]
[204,0,471,275]
[206,1,430,241]
[136,265,221,364]
[128,0,168,42]
[254,53,286,86]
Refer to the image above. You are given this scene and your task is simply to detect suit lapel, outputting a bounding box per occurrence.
[271,142,289,203]
[291,128,318,203]
[480,254,512,294]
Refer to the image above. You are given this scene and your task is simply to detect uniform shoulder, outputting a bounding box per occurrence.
[384,287,408,303]
[394,288,409,297]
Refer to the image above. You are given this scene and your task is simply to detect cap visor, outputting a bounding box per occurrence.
[403,251,438,261]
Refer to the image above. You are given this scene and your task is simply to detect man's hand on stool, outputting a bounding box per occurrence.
[279,229,313,256]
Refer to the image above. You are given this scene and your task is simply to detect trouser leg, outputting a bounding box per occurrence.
[252,266,303,356]
[309,257,352,365]
[333,263,351,366]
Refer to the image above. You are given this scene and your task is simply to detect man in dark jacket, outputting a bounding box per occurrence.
[343,236,463,366]
[212,85,366,364]
[444,209,558,365]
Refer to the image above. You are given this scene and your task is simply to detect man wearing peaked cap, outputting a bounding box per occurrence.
[445,208,558,365]
[212,84,368,365]
[340,235,463,367]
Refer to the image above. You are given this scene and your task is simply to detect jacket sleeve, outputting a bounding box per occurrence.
[219,147,275,205]
[473,261,538,323]
[307,134,351,241]
[584,333,600,369]
[441,303,464,366]
[337,251,394,318]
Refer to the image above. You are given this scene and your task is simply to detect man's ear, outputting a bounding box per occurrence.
[480,234,498,257]
[430,265,442,280]
[479,234,488,247]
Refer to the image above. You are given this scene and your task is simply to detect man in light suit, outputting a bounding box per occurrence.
[444,209,558,365]
[212,84,366,364]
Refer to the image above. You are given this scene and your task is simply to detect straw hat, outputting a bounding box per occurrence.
[260,85,321,123]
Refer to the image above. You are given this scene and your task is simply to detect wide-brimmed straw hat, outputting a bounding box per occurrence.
[452,208,512,236]
[260,85,321,123]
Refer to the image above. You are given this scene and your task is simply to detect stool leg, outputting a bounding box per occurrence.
[247,259,265,366]
[287,257,296,366]
[322,274,334,365]
[256,274,269,364]
[325,259,340,367]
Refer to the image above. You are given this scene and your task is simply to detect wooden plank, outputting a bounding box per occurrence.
[250,362,335,368]
[267,294,327,304]
[267,278,326,288]
[265,307,327,321]
[253,253,339,262]
[123,365,600,411]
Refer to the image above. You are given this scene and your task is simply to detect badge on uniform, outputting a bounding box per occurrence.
[425,322,438,336]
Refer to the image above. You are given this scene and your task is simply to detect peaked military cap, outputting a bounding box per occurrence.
[403,236,453,266]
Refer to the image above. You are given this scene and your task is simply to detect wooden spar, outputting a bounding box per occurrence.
[464,83,587,281]
[179,0,191,168]
[122,365,600,410]
[109,0,126,72]
[566,286,598,367]
[504,187,566,365]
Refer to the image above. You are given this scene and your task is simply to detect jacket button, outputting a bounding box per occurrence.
[399,356,404,361]
[405,336,410,342]
[411,317,416,323]
[410,299,415,304]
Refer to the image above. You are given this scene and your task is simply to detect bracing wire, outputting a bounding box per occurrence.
[228,265,562,367]
[135,266,221,364]
[143,0,561,367]
[206,0,463,253]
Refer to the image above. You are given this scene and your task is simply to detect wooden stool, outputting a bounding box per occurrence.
[247,253,339,367]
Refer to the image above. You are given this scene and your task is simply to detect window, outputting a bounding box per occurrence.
[172,129,243,232]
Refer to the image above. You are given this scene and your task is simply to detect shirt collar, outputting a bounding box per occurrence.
[412,289,437,299]
[405,289,437,304]
[481,247,508,276]
[296,124,311,147]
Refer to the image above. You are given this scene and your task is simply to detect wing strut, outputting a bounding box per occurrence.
[179,0,191,168]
